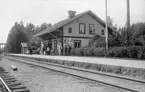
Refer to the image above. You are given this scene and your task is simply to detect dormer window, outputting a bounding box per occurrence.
[68,27,72,33]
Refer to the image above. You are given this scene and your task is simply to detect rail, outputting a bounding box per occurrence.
[0,77,11,92]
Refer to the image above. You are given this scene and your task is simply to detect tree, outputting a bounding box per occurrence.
[25,23,35,39]
[28,37,42,50]
[5,21,52,53]
[107,16,113,26]
[119,22,145,46]
[6,21,28,53]
[107,16,117,31]
[34,23,51,34]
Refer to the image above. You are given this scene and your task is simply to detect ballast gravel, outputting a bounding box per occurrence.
[0,58,127,92]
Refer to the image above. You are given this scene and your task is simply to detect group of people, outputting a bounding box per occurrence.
[28,41,72,56]
[39,41,51,55]
[58,44,72,56]
[63,44,72,55]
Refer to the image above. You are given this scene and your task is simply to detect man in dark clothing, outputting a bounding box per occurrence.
[68,45,71,55]
[29,46,32,55]
[64,45,67,56]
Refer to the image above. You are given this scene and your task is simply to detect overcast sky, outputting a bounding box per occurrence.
[0,0,145,43]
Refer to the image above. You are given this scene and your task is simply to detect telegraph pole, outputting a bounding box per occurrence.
[1,36,3,52]
[126,0,130,46]
[105,0,108,50]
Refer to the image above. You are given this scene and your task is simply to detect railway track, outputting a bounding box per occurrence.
[0,66,30,92]
[5,56,145,92]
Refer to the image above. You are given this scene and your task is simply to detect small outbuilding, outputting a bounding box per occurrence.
[21,42,29,54]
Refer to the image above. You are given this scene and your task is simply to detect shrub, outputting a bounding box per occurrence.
[85,47,94,56]
[71,44,145,60]
[93,48,106,57]
[75,48,84,56]
[70,48,76,55]
[126,46,138,58]
[106,47,126,57]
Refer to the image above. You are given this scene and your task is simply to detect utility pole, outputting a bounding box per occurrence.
[105,0,108,50]
[1,36,3,52]
[126,0,130,46]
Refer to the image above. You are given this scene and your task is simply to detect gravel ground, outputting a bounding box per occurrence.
[0,58,127,92]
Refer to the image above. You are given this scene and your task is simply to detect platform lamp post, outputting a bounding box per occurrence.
[105,0,108,50]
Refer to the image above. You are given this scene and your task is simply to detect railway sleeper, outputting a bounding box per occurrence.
[2,77,15,80]
[0,67,30,92]
[12,88,30,92]
[0,74,9,77]
[1,75,14,78]
[7,82,21,87]
[9,85,27,90]
[4,79,17,83]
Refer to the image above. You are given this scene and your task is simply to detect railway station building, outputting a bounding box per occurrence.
[34,10,116,55]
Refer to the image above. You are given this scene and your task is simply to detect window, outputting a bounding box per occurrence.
[89,24,95,34]
[101,30,105,35]
[74,40,81,48]
[79,23,86,34]
[68,27,72,33]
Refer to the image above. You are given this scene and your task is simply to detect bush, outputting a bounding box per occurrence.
[126,46,138,58]
[70,45,145,60]
[93,48,106,57]
[84,47,94,56]
[75,47,84,56]
[70,48,76,55]
[106,47,126,57]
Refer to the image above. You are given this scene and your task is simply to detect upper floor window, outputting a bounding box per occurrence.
[68,27,72,33]
[89,24,95,34]
[74,40,81,48]
[101,30,105,35]
[79,23,86,34]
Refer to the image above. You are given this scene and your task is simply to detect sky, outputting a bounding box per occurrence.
[0,0,145,43]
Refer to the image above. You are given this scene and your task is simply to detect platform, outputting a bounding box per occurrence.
[9,54,145,69]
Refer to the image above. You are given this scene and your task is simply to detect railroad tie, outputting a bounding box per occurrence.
[7,82,22,87]
[9,85,27,90]
[12,88,30,92]
[0,66,30,92]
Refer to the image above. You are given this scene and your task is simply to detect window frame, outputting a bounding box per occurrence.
[68,27,72,33]
[89,24,95,35]
[101,30,105,35]
[79,23,86,34]
[74,40,81,48]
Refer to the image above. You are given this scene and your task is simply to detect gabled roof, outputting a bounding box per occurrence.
[34,10,117,37]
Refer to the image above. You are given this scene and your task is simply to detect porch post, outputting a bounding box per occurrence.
[61,27,64,55]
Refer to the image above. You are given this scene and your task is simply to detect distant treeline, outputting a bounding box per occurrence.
[5,21,51,53]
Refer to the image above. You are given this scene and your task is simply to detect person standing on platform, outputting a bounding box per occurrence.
[64,45,67,56]
[40,41,44,55]
[29,46,32,55]
[58,44,62,56]
[68,45,71,56]
[46,47,50,55]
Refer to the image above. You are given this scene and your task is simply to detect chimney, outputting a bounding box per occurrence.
[68,10,76,18]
